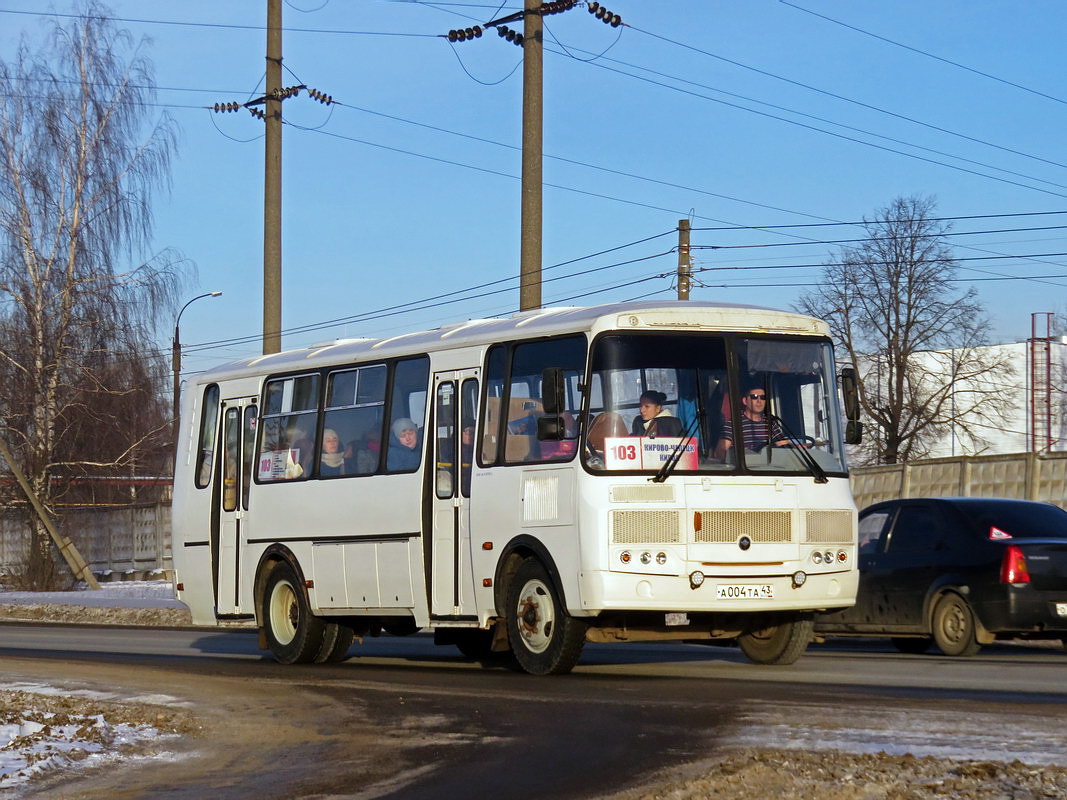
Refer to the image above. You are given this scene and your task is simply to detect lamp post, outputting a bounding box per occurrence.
[172,291,222,446]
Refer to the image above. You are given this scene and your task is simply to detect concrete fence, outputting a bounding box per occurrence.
[850,451,1067,510]
[0,504,172,578]
[2,452,1065,578]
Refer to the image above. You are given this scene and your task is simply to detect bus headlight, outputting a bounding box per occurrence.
[639,551,652,565]
[689,570,705,589]
[792,571,807,589]
[656,552,667,565]
[620,551,631,564]
[811,551,823,564]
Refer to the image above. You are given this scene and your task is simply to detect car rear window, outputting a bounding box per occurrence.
[954,501,1067,539]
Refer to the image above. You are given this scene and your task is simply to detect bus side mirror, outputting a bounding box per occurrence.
[541,367,565,415]
[840,367,863,444]
[537,416,564,441]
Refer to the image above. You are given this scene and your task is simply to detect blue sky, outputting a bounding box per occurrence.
[3,1,1067,377]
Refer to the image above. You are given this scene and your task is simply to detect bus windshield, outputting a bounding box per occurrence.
[584,333,848,476]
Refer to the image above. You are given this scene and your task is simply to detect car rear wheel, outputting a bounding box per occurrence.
[931,593,981,657]
[891,636,932,654]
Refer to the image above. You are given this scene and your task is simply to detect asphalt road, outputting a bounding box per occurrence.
[1,625,1065,799]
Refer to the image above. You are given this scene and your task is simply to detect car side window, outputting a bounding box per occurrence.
[857,510,891,554]
[886,505,941,554]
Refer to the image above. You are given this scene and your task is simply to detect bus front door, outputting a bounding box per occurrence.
[215,397,257,616]
[430,372,479,619]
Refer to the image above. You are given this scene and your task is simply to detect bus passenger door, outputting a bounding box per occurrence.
[215,397,257,615]
[430,371,479,619]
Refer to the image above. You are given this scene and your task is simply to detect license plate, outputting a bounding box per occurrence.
[715,584,775,600]
[1056,603,1067,617]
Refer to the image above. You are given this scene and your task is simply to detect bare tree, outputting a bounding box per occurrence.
[797,196,1016,465]
[0,3,187,587]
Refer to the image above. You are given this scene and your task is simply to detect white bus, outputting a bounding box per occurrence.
[173,301,861,675]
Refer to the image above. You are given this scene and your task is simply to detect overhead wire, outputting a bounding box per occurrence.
[779,1,1067,108]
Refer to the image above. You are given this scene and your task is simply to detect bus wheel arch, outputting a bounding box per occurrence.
[494,535,568,614]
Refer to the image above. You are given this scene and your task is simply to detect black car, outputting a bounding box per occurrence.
[815,497,1067,655]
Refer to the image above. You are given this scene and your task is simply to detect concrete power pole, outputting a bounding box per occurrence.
[263,0,283,355]
[519,0,543,311]
[676,219,691,301]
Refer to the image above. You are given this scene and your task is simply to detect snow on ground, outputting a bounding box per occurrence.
[0,579,184,609]
[0,682,191,797]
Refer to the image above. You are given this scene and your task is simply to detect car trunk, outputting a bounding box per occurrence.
[1012,539,1067,591]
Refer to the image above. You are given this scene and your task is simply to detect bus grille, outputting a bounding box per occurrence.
[609,484,675,503]
[695,510,792,543]
[611,510,681,543]
[804,510,854,543]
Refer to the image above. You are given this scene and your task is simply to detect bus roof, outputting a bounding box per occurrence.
[193,300,829,384]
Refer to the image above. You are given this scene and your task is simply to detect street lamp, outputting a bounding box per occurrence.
[172,291,222,445]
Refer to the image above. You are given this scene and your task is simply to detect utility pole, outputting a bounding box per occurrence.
[676,219,691,300]
[519,0,543,311]
[0,430,100,589]
[263,0,283,355]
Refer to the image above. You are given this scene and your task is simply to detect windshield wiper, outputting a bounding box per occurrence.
[767,414,828,484]
[650,413,702,484]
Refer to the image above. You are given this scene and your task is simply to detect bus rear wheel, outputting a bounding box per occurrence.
[506,558,586,675]
[263,560,327,664]
[737,615,814,665]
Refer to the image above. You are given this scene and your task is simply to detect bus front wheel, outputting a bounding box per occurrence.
[263,560,327,664]
[737,615,814,665]
[505,558,586,675]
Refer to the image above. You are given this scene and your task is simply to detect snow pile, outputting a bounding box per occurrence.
[0,580,184,609]
[0,684,186,793]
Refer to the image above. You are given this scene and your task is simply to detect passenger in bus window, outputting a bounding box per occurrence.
[351,426,381,474]
[284,421,313,478]
[319,428,345,477]
[630,390,679,437]
[387,418,422,470]
[717,384,787,457]
[460,419,475,493]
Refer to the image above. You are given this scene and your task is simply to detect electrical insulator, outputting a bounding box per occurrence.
[248,107,265,120]
[308,88,334,105]
[447,25,482,42]
[543,0,577,13]
[212,101,241,113]
[497,25,508,37]
[589,3,621,25]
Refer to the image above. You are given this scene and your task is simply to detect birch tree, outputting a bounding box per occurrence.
[0,3,186,586]
[797,196,1016,465]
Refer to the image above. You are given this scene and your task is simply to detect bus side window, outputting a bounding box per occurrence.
[194,384,220,488]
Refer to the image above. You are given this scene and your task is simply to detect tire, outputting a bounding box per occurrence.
[891,636,933,655]
[931,593,981,657]
[315,622,356,663]
[262,560,327,664]
[506,558,587,675]
[737,615,814,665]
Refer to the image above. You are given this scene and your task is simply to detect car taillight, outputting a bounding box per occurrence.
[1000,545,1030,585]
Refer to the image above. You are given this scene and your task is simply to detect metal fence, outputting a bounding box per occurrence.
[0,504,172,577]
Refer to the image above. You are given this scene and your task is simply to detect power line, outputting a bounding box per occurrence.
[779,1,1067,108]
[0,8,440,37]
[626,24,1067,173]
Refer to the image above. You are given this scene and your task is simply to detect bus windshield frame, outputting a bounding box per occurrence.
[582,332,849,477]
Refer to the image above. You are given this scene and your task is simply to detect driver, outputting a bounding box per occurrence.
[718,384,789,454]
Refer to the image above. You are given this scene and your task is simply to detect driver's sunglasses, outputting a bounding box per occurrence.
[747,393,767,400]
